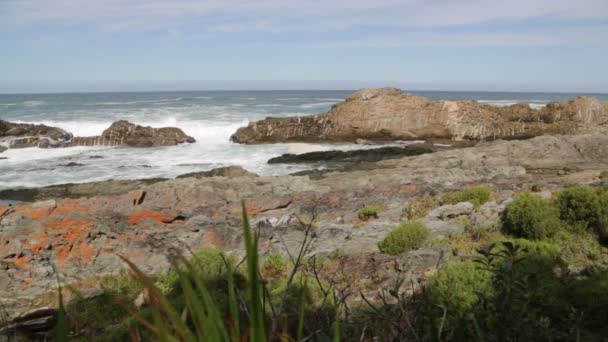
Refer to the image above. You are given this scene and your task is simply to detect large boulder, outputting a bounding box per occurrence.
[0,120,73,148]
[71,120,195,147]
[231,88,608,143]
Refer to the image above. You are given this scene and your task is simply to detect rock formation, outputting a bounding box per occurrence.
[0,120,73,148]
[71,120,195,147]
[267,144,436,164]
[0,120,195,152]
[231,88,608,143]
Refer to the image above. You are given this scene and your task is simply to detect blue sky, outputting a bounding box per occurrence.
[1,0,607,93]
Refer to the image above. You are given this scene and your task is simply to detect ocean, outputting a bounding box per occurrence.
[1,90,607,190]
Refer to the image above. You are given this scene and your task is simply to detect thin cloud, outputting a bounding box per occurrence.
[1,0,607,32]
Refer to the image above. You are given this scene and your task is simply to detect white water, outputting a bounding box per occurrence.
[2,90,604,190]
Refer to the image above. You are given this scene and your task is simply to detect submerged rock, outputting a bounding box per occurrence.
[231,88,608,143]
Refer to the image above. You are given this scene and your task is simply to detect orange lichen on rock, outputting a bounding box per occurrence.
[17,205,54,220]
[12,256,29,269]
[45,217,94,230]
[52,199,91,215]
[200,231,223,248]
[128,209,175,226]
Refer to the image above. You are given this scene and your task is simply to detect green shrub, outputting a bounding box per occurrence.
[262,252,289,277]
[442,186,492,207]
[358,205,382,220]
[597,190,608,241]
[428,261,491,316]
[153,248,237,295]
[531,182,544,192]
[502,193,562,239]
[599,170,608,180]
[555,186,600,230]
[378,221,429,255]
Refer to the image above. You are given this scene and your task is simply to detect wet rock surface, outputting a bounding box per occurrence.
[0,120,73,149]
[1,134,608,324]
[0,120,196,153]
[231,88,608,143]
[268,144,436,164]
[71,120,195,147]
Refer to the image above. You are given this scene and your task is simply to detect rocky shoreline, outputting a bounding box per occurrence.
[1,89,608,339]
[1,134,607,329]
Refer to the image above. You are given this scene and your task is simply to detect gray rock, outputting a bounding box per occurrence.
[177,166,257,179]
[427,202,474,219]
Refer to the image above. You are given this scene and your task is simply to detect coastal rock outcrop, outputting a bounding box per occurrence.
[231,88,608,143]
[71,120,195,147]
[0,120,195,152]
[0,120,73,149]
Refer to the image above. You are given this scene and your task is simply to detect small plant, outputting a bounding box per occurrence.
[378,221,429,255]
[402,196,437,220]
[502,192,562,239]
[358,205,383,220]
[154,269,179,295]
[531,182,544,192]
[555,186,600,231]
[262,252,289,278]
[428,261,491,316]
[599,170,608,180]
[442,186,492,207]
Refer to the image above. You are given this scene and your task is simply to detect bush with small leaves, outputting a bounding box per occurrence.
[358,205,382,220]
[599,170,608,180]
[378,221,429,255]
[555,186,600,231]
[502,193,562,239]
[428,261,491,316]
[262,252,289,278]
[531,183,544,192]
[597,190,608,241]
[442,186,492,207]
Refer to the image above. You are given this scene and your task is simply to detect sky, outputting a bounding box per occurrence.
[1,0,608,93]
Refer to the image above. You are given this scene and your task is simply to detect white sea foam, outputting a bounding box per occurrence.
[22,100,46,107]
[90,98,184,105]
[315,98,345,101]
[478,99,547,108]
[299,102,336,109]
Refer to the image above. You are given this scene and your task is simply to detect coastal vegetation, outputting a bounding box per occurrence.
[41,187,608,341]
[377,221,430,255]
[441,185,492,207]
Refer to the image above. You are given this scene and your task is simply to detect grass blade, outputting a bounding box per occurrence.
[241,201,266,342]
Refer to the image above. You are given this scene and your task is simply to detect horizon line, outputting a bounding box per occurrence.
[2,88,608,96]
